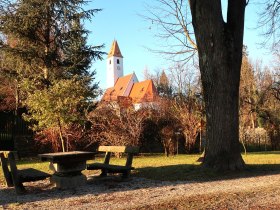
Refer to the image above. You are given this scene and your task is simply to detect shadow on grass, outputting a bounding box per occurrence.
[1,163,280,206]
[135,163,280,182]
[244,151,280,155]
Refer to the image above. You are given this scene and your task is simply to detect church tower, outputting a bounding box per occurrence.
[107,40,123,88]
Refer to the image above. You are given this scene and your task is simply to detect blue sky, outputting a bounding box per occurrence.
[85,0,273,90]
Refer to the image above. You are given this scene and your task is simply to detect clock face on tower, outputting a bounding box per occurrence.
[117,66,120,70]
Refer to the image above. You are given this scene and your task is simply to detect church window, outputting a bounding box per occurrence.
[117,59,120,64]
[109,60,111,64]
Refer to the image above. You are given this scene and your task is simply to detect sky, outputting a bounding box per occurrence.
[85,0,273,90]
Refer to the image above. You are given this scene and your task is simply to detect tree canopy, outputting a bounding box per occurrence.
[0,0,104,151]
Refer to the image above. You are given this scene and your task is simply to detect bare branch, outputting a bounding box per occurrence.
[258,0,280,49]
[141,0,197,63]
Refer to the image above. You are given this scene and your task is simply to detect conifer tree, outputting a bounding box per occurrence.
[157,71,173,98]
[0,0,104,151]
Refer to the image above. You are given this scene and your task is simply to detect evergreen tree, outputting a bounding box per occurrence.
[157,70,173,98]
[0,0,104,151]
[61,14,103,111]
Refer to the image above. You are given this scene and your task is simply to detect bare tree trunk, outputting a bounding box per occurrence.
[57,118,65,152]
[14,79,19,116]
[43,3,51,82]
[190,0,246,170]
[250,112,255,129]
[199,125,202,153]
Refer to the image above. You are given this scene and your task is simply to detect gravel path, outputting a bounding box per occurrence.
[1,174,280,209]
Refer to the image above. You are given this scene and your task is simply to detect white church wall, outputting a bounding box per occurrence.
[133,102,160,111]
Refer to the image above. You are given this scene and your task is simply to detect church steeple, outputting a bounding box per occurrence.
[107,40,124,88]
[108,40,123,58]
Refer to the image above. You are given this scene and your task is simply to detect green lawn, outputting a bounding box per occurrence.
[1,152,280,185]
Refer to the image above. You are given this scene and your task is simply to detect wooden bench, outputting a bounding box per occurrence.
[0,151,51,194]
[87,146,139,178]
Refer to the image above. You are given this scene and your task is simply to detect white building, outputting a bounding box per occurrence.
[103,40,158,109]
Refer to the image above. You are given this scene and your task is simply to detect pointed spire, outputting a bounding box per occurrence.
[160,70,169,86]
[107,40,123,58]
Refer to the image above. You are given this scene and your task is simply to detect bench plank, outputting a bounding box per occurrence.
[87,163,134,171]
[98,146,139,154]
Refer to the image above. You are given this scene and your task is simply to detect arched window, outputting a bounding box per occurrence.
[109,60,111,64]
[117,59,120,64]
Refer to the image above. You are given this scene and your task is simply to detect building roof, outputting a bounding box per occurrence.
[102,76,158,104]
[129,79,158,103]
[102,74,135,101]
[107,40,123,58]
[113,73,134,95]
[102,87,116,101]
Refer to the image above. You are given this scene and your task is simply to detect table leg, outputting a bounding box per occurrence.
[49,161,87,189]
[50,173,87,189]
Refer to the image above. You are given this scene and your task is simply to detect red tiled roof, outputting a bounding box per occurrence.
[102,74,134,101]
[102,87,116,101]
[129,79,158,103]
[114,74,134,95]
[102,74,158,104]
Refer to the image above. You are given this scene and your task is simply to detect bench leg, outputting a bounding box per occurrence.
[122,170,130,179]
[14,182,26,195]
[100,169,108,177]
[7,152,27,194]
[0,153,14,187]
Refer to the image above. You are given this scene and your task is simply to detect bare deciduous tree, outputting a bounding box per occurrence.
[258,0,280,49]
[88,104,145,147]
[172,98,203,152]
[160,125,177,156]
[255,66,280,149]
[155,99,180,155]
[144,0,197,63]
[239,47,257,131]
[189,0,247,170]
[147,0,248,170]
[168,62,199,97]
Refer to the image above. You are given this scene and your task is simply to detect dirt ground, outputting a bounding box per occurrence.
[1,173,280,209]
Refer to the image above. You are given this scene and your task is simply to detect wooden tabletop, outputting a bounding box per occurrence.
[39,151,96,162]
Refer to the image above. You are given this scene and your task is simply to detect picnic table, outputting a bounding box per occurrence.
[39,151,96,189]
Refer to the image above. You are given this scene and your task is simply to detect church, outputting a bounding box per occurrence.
[102,40,158,110]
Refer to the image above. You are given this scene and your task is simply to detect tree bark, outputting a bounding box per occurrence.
[189,0,246,170]
[43,2,51,82]
[57,118,65,152]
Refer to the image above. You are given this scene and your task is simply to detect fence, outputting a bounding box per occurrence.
[0,111,32,150]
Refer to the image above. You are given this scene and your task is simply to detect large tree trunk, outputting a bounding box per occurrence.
[190,0,246,170]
